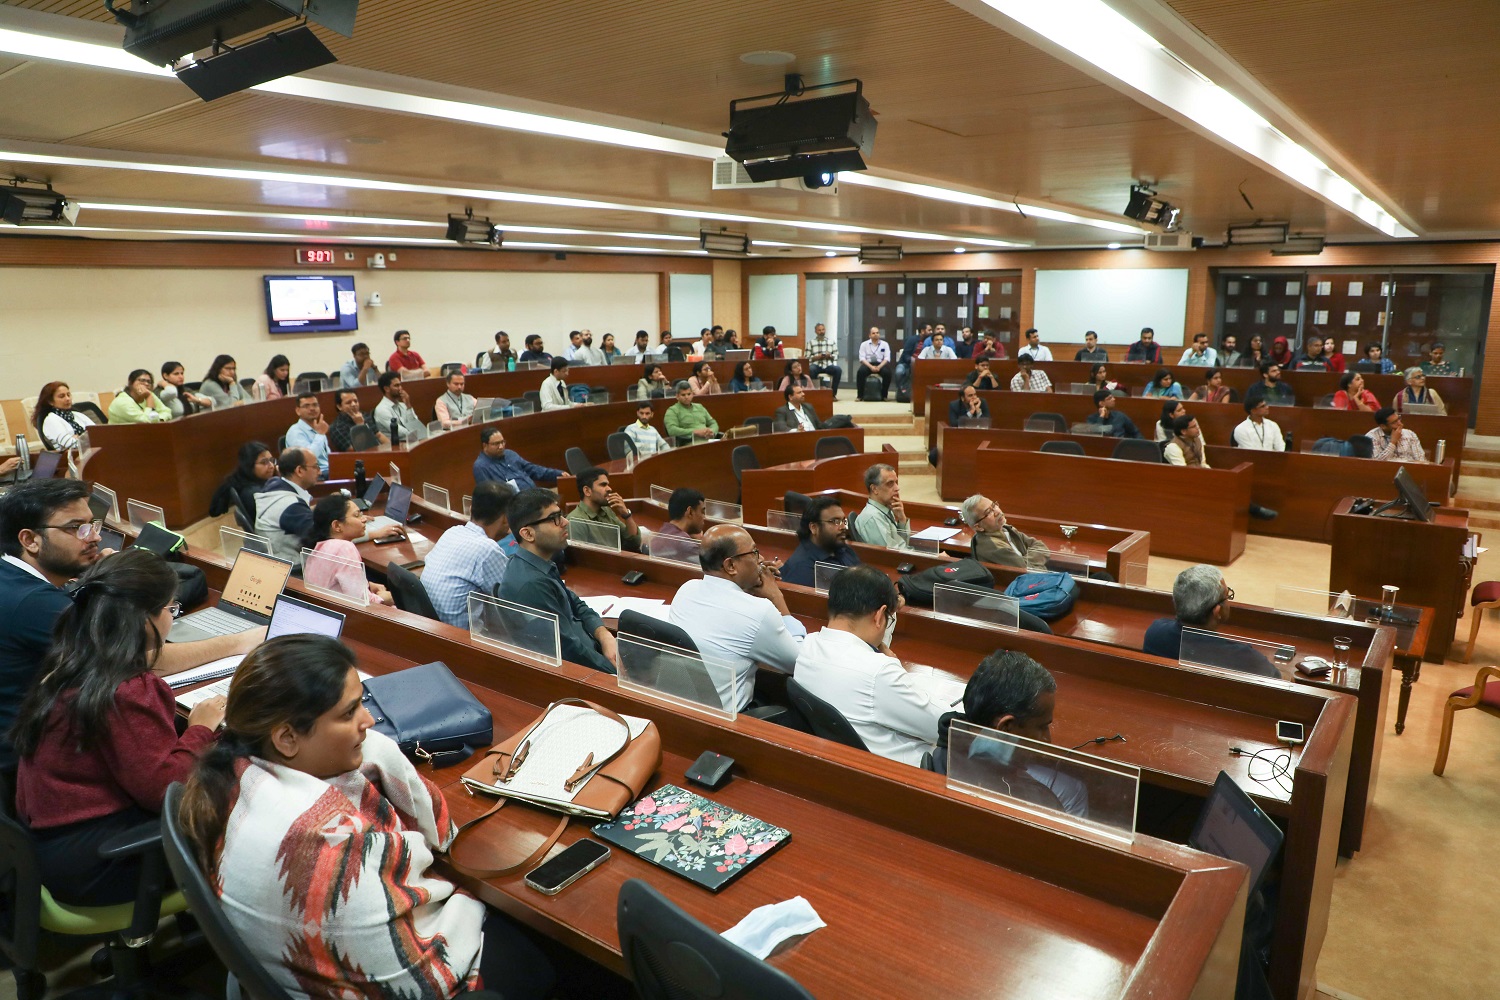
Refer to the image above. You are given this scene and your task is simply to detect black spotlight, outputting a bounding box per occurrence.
[804,170,837,189]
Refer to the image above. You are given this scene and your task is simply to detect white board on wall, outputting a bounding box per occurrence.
[1033,268,1190,346]
[748,274,799,342]
[669,273,712,339]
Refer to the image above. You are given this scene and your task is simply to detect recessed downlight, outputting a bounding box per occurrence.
[739,50,795,66]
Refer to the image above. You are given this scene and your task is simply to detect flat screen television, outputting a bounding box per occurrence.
[264,275,359,334]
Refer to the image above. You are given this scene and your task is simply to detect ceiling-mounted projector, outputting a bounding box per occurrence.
[0,185,79,226]
[724,78,876,184]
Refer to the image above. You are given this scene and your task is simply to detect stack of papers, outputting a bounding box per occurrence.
[910,526,962,543]
[581,595,673,621]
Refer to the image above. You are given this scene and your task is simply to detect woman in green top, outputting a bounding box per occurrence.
[107,369,173,423]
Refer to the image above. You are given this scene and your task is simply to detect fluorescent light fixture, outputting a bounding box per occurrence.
[700,229,750,254]
[967,0,1415,237]
[1226,222,1289,245]
[858,243,903,263]
[839,171,1145,235]
[1270,235,1325,256]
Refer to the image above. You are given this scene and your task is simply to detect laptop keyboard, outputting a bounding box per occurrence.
[179,607,252,637]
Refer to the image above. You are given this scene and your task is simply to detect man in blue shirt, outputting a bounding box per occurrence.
[472,427,564,491]
[1142,565,1277,678]
[419,481,514,627]
[284,392,331,477]
[339,342,378,388]
[781,497,861,587]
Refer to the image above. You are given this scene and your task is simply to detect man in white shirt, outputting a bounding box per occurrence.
[1180,332,1218,366]
[774,383,822,432]
[538,357,575,410]
[627,330,654,362]
[1367,408,1428,463]
[574,329,605,366]
[1018,328,1053,362]
[856,326,892,400]
[917,332,958,360]
[668,524,805,711]
[372,372,425,445]
[1233,398,1286,451]
[794,566,945,766]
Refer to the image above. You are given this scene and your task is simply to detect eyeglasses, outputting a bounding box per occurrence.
[41,519,103,540]
[1224,586,1235,602]
[520,510,566,530]
[164,602,183,619]
[728,547,761,561]
[818,517,848,527]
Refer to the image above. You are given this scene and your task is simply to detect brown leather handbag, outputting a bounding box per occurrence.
[448,697,660,878]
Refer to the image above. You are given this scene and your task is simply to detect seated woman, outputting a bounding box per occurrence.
[1143,368,1183,399]
[307,494,397,605]
[13,549,226,905]
[636,362,671,399]
[1333,371,1380,412]
[32,380,96,450]
[777,359,814,393]
[157,361,215,417]
[257,355,292,401]
[1088,362,1125,396]
[200,355,251,407]
[1323,336,1346,373]
[1155,400,1186,443]
[1163,415,1209,467]
[729,359,763,392]
[1188,368,1232,404]
[599,332,621,361]
[1242,334,1266,369]
[108,368,174,424]
[176,634,555,1000]
[1392,366,1447,415]
[688,360,721,396]
[209,440,275,517]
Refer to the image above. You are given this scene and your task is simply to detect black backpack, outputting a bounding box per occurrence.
[895,558,995,607]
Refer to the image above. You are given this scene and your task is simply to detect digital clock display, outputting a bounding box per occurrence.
[296,248,336,265]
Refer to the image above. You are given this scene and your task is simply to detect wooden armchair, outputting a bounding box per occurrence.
[1433,665,1500,775]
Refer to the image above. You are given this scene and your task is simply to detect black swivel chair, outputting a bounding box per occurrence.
[293,371,329,386]
[72,400,108,425]
[1039,440,1086,456]
[1316,392,1337,408]
[617,612,788,723]
[239,378,257,392]
[783,491,812,516]
[1347,434,1374,459]
[1111,438,1165,463]
[606,432,637,461]
[474,350,489,370]
[1024,412,1068,433]
[522,390,543,411]
[349,424,379,450]
[730,445,759,503]
[813,435,856,459]
[786,678,868,751]
[564,447,593,477]
[618,879,815,1000]
[387,562,440,621]
[232,504,255,534]
[439,363,464,377]
[744,416,773,435]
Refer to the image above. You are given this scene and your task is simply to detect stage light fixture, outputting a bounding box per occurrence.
[700,229,750,255]
[1270,234,1325,256]
[1122,185,1178,229]
[858,242,903,263]
[1226,222,1290,245]
[446,209,501,247]
[0,182,78,226]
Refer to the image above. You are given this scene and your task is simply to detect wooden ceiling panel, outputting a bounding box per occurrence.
[0,61,190,142]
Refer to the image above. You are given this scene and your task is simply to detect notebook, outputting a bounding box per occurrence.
[167,548,292,643]
[592,783,791,892]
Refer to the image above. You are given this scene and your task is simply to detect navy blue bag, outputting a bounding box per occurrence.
[1002,571,1080,621]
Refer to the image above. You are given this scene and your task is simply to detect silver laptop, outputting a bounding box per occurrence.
[1401,402,1444,416]
[723,349,752,363]
[265,592,347,640]
[167,548,293,642]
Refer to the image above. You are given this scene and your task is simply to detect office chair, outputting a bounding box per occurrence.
[1040,440,1086,456]
[1346,435,1374,458]
[0,769,188,1000]
[232,504,254,534]
[72,401,108,425]
[786,678,868,751]
[293,371,329,385]
[1111,439,1164,463]
[439,363,464,377]
[617,879,815,1000]
[522,390,543,410]
[474,351,489,370]
[239,378,257,392]
[1315,392,1337,408]
[276,435,287,452]
[782,491,812,516]
[616,610,723,707]
[386,562,440,621]
[589,385,610,402]
[606,432,637,461]
[1023,412,1067,433]
[564,447,593,477]
[814,436,856,459]
[183,381,203,393]
[745,416,773,435]
[349,425,379,450]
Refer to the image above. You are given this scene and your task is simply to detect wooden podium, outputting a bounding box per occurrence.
[1329,496,1470,664]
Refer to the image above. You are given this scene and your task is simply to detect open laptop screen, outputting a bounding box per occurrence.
[1189,771,1284,892]
[265,592,346,639]
[222,549,294,618]
[363,474,386,504]
[384,482,413,524]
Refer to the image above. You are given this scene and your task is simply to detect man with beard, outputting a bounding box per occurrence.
[0,480,264,765]
[1142,565,1277,677]
[781,496,861,587]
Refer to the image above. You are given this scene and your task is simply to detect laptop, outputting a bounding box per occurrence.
[31,451,63,479]
[723,349,751,364]
[265,592,347,640]
[1401,402,1444,416]
[362,482,413,536]
[1189,771,1285,892]
[354,474,386,512]
[167,548,293,643]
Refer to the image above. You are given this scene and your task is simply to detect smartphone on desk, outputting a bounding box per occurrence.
[524,840,610,895]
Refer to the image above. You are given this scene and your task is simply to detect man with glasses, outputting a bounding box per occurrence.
[498,488,618,673]
[328,389,388,452]
[669,524,805,712]
[781,497,860,587]
[0,480,262,765]
[254,448,320,563]
[961,495,1050,570]
[473,427,563,491]
[1141,565,1277,677]
[852,463,911,550]
[284,392,331,477]
[1367,407,1429,463]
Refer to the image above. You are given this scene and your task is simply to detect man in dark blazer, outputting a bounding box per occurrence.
[948,384,991,426]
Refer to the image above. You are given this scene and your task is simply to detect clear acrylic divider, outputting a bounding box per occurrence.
[219,526,270,560]
[1071,422,1106,436]
[1273,585,1420,650]
[300,546,371,606]
[126,498,165,530]
[468,592,561,665]
[1047,551,1092,579]
[958,416,992,429]
[591,389,611,405]
[648,533,701,566]
[1122,559,1152,588]
[388,462,402,485]
[66,446,82,478]
[91,483,121,523]
[617,633,738,719]
[813,560,850,594]
[945,721,1139,842]
[1179,626,1295,681]
[462,494,473,517]
[932,583,1020,631]
[422,482,452,511]
[509,400,536,416]
[909,534,942,555]
[765,509,800,532]
[425,420,448,438]
[567,516,623,552]
[649,484,674,507]
[473,398,494,417]
[703,499,743,523]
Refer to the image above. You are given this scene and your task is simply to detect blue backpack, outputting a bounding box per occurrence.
[1311,436,1352,457]
[1002,571,1080,621]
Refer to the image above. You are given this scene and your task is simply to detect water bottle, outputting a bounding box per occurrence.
[353,459,367,498]
[1435,439,1446,464]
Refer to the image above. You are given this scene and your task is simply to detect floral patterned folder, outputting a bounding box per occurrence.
[592,783,792,892]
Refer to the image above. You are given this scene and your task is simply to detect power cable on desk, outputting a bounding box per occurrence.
[1230,745,1293,796]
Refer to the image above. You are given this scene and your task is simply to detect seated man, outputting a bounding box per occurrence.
[669,525,805,711]
[648,487,705,563]
[472,427,563,491]
[1242,361,1294,409]
[1142,565,1278,677]
[663,382,719,442]
[498,488,617,673]
[1125,327,1163,364]
[773,383,852,431]
[626,330,654,362]
[433,370,477,427]
[805,322,842,399]
[419,481,514,627]
[1162,415,1209,467]
[480,330,517,372]
[1074,331,1108,363]
[1009,355,1052,393]
[948,384,991,425]
[1017,328,1053,363]
[253,448,320,563]
[856,327,893,401]
[1087,390,1140,438]
[562,329,585,360]
[372,372,425,445]
[852,463,911,550]
[794,566,946,765]
[623,400,669,457]
[283,392,330,477]
[518,335,552,365]
[965,357,1003,391]
[961,495,1049,570]
[781,496,861,587]
[568,467,642,552]
[328,389,388,452]
[1233,398,1287,451]
[752,327,785,360]
[539,357,574,411]
[1219,334,1244,368]
[340,342,378,387]
[1179,332,1217,366]
[1367,407,1428,463]
[574,329,605,366]
[918,332,957,360]
[386,329,425,375]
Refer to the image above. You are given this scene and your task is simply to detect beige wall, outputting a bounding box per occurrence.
[0,267,659,399]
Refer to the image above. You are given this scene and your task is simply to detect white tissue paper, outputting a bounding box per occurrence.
[720,896,825,959]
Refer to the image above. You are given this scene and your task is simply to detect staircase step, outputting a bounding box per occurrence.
[1462,461,1500,479]
[1455,495,1500,513]
[1462,447,1500,464]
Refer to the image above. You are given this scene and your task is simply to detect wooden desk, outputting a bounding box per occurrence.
[1330,497,1471,664]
